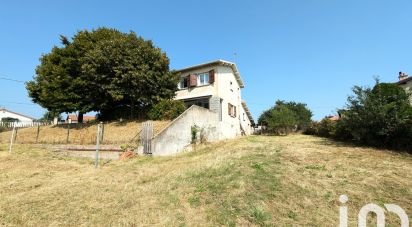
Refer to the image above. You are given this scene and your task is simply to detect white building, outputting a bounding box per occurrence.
[0,108,35,122]
[174,59,254,137]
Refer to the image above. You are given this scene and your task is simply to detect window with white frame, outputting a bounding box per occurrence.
[197,72,209,86]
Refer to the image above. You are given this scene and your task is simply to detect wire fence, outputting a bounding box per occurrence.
[0,121,169,145]
[0,121,51,128]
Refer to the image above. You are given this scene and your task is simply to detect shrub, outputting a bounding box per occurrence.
[148,99,186,120]
[311,81,412,152]
[316,119,336,138]
[258,100,313,134]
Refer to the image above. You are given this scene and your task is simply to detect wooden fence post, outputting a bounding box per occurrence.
[100,123,105,143]
[14,127,18,143]
[66,123,70,144]
[95,122,103,168]
[36,125,40,143]
[9,126,16,153]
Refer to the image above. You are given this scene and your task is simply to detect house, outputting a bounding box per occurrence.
[148,60,255,155]
[174,59,255,137]
[396,71,412,104]
[66,114,96,123]
[0,108,35,122]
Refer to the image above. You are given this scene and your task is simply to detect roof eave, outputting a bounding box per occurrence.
[241,101,255,125]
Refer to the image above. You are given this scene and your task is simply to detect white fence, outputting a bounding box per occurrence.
[0,121,51,128]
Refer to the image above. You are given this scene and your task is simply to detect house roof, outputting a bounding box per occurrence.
[0,108,36,120]
[327,115,340,121]
[396,76,412,85]
[67,114,96,122]
[241,101,255,125]
[176,60,245,88]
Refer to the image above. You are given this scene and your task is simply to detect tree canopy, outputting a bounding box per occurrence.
[340,82,412,149]
[258,100,312,134]
[27,28,179,122]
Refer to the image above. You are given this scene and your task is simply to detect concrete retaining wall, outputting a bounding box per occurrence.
[151,105,222,156]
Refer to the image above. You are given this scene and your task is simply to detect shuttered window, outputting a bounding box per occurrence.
[189,74,197,87]
[209,70,215,84]
[228,103,236,118]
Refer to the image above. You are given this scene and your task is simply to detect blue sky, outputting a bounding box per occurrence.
[0,0,411,120]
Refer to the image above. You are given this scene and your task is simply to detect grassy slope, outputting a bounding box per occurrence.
[0,135,411,226]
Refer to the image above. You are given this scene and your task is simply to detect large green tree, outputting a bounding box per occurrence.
[27,28,179,122]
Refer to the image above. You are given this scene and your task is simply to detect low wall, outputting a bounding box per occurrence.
[151,105,221,156]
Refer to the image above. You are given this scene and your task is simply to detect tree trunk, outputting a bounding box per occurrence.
[78,112,84,123]
[130,100,135,120]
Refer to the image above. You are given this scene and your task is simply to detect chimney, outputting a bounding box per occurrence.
[399,71,408,81]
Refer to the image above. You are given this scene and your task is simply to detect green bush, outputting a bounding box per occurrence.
[317,119,336,138]
[304,119,337,138]
[309,81,412,152]
[148,99,186,120]
[258,100,313,135]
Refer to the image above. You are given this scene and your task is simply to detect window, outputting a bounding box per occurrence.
[185,98,209,109]
[197,72,209,86]
[178,77,188,89]
[228,103,236,118]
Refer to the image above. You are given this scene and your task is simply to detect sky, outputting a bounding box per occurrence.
[0,0,411,121]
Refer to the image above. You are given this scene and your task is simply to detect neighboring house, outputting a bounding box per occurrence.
[66,114,96,123]
[0,108,35,122]
[396,71,412,104]
[174,59,255,137]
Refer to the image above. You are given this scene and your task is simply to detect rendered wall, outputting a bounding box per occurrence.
[151,105,221,156]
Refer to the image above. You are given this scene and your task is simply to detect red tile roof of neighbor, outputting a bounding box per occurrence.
[327,115,340,121]
[397,76,412,85]
[67,115,96,122]
[396,71,411,84]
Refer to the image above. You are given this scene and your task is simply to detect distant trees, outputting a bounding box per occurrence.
[39,111,62,122]
[306,81,412,152]
[27,27,179,122]
[258,100,313,135]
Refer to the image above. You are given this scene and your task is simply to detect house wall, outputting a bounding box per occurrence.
[215,66,242,137]
[0,109,33,122]
[239,105,253,135]
[399,82,412,104]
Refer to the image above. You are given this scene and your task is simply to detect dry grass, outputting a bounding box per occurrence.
[0,135,411,226]
[0,121,170,145]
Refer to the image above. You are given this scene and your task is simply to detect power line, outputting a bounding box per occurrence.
[0,76,26,83]
[0,101,37,106]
